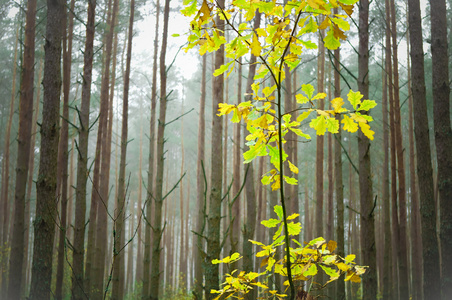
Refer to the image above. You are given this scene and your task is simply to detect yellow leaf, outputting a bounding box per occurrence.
[359,121,375,140]
[296,110,311,123]
[341,115,358,132]
[250,33,262,57]
[331,97,344,113]
[288,160,299,174]
[336,262,350,272]
[327,240,337,252]
[199,0,212,22]
[217,103,235,116]
[256,28,267,37]
[271,175,281,191]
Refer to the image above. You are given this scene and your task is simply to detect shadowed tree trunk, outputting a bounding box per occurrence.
[71,0,96,298]
[407,0,441,298]
[29,0,64,298]
[55,1,74,298]
[7,0,37,298]
[389,1,409,298]
[429,0,452,297]
[205,0,225,297]
[382,12,392,297]
[150,0,170,298]
[358,1,377,298]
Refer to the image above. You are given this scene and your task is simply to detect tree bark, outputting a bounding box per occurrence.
[429,0,452,297]
[111,0,134,298]
[205,0,225,297]
[408,0,441,298]
[142,1,160,297]
[194,54,207,300]
[7,0,37,298]
[29,0,64,298]
[71,0,96,298]
[358,1,377,298]
[150,0,170,298]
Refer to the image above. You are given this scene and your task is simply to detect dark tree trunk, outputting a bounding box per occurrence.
[205,0,225,297]
[29,0,64,298]
[71,0,96,298]
[408,0,441,298]
[429,0,452,297]
[7,0,37,298]
[358,1,377,298]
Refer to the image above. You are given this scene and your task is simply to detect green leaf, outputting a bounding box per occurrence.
[320,265,339,278]
[309,115,327,135]
[213,60,233,77]
[303,264,318,276]
[324,29,341,50]
[261,218,281,228]
[287,222,302,236]
[325,117,339,133]
[358,99,377,111]
[243,143,266,163]
[274,205,283,220]
[171,33,180,37]
[301,84,315,99]
[290,128,311,140]
[261,175,272,185]
[347,90,363,110]
[283,175,298,185]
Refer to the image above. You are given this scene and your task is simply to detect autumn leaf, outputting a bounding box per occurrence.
[359,121,375,140]
[347,90,363,110]
[251,33,262,56]
[324,28,341,50]
[310,115,327,135]
[341,115,358,132]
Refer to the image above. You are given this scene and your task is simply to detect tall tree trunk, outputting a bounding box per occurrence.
[150,0,170,298]
[55,0,75,297]
[430,0,452,297]
[0,24,19,269]
[179,104,187,285]
[382,15,392,298]
[242,13,261,300]
[71,0,96,298]
[136,126,144,284]
[194,54,207,300]
[111,0,135,298]
[406,21,422,300]
[205,0,225,297]
[358,1,377,298]
[408,0,441,298]
[333,44,345,299]
[29,0,64,298]
[142,0,160,297]
[7,0,37,298]
[22,58,43,298]
[389,1,409,297]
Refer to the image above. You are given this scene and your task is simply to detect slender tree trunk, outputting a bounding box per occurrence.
[55,1,74,297]
[22,58,43,298]
[382,16,392,298]
[136,126,144,284]
[111,1,135,298]
[194,54,207,300]
[333,44,345,300]
[179,105,187,285]
[150,0,170,298]
[408,0,441,298]
[71,0,96,298]
[406,22,422,300]
[7,1,37,298]
[242,14,260,300]
[389,1,409,298]
[205,0,225,297]
[429,0,452,297]
[29,0,64,298]
[142,1,160,297]
[358,1,377,298]
[0,24,19,269]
